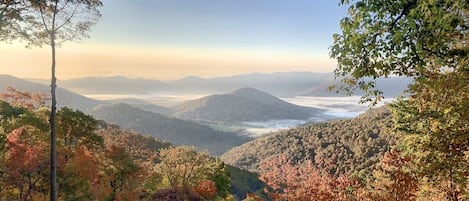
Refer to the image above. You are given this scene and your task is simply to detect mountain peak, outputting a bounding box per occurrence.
[230,87,272,97]
[173,87,323,122]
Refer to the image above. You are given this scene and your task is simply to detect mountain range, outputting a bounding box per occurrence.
[27,72,412,98]
[1,74,405,160]
[0,74,250,155]
[1,74,326,155]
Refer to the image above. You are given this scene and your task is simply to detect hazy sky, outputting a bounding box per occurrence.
[0,0,348,80]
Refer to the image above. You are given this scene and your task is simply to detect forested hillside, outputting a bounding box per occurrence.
[222,106,396,174]
[0,90,262,200]
[173,87,324,122]
[91,103,251,155]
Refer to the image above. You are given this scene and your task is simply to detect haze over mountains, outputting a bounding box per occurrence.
[27,72,411,98]
[1,72,410,157]
[1,74,332,155]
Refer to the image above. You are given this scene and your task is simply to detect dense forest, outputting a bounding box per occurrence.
[222,106,396,175]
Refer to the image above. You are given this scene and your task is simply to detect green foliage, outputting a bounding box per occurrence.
[57,107,103,150]
[0,100,48,136]
[211,161,232,198]
[226,165,268,200]
[330,0,469,103]
[103,145,141,201]
[0,1,26,41]
[0,101,26,120]
[391,71,469,199]
[332,0,469,200]
[9,0,103,47]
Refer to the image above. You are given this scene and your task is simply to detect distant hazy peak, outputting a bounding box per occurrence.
[230,87,274,97]
[178,76,205,81]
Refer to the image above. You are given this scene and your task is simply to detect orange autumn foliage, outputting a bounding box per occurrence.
[3,128,48,200]
[193,180,217,200]
[259,156,364,201]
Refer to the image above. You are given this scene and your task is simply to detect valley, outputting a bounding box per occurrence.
[1,73,402,155]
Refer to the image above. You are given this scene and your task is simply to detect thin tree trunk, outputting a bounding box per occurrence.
[49,1,58,197]
[49,20,57,201]
[49,1,59,200]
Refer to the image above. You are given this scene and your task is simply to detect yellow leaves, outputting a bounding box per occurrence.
[157,146,219,190]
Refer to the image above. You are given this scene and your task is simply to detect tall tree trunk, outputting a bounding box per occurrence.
[49,1,59,200]
[49,21,57,201]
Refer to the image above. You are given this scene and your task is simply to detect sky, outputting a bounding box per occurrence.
[0,0,349,80]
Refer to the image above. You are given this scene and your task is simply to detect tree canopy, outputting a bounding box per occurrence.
[331,0,469,200]
[330,0,469,103]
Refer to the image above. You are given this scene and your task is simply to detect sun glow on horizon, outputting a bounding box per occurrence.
[0,42,336,80]
[0,1,346,80]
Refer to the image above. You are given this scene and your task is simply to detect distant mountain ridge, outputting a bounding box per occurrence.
[29,72,411,98]
[172,87,325,122]
[0,75,251,155]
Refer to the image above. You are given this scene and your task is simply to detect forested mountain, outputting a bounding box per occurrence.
[0,74,103,112]
[96,120,172,162]
[91,103,251,156]
[172,87,324,122]
[221,106,397,174]
[107,98,172,115]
